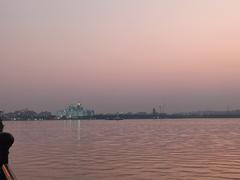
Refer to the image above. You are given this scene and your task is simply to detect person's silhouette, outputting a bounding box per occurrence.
[0,119,14,179]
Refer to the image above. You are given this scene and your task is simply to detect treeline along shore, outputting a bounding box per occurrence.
[2,109,240,121]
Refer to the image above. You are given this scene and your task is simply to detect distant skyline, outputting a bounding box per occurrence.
[1,0,240,113]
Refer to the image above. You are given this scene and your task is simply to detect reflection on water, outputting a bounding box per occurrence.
[5,119,240,179]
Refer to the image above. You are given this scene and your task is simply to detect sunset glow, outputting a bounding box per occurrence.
[1,0,240,113]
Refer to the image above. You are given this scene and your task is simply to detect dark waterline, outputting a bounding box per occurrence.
[5,119,240,179]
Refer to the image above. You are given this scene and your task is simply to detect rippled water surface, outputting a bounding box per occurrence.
[5,119,240,179]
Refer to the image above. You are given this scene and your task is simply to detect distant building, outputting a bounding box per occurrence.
[57,103,94,119]
[5,109,38,120]
[136,112,147,115]
[38,111,53,119]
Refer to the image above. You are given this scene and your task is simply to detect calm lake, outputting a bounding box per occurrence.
[5,119,240,180]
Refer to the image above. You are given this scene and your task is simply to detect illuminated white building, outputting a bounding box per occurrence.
[57,103,94,119]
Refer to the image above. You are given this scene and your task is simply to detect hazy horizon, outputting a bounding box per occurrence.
[1,0,240,113]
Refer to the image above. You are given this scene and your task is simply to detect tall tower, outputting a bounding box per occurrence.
[0,110,3,118]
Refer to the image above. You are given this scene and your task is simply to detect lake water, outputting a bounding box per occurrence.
[5,119,240,180]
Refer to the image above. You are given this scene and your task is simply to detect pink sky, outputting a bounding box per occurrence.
[1,0,240,113]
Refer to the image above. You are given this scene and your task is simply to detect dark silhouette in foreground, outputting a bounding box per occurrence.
[0,119,14,180]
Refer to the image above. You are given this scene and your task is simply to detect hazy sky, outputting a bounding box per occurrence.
[1,0,240,113]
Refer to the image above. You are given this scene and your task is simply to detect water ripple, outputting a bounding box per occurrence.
[5,119,240,179]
